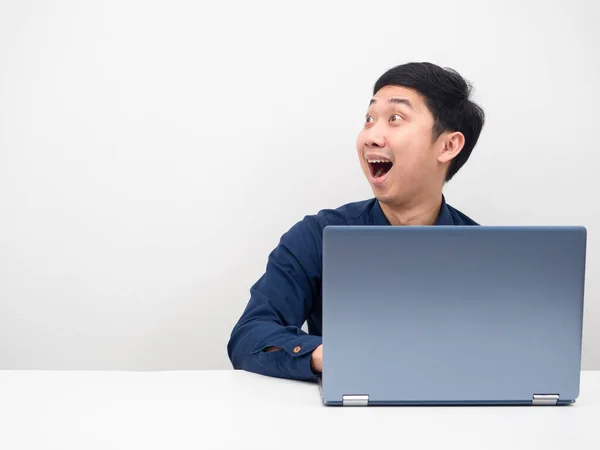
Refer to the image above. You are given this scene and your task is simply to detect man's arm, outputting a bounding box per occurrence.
[227,216,323,381]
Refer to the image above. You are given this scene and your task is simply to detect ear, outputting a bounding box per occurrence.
[437,131,465,164]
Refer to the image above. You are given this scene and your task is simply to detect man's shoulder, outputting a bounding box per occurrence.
[311,198,376,227]
[286,198,375,240]
[279,199,376,257]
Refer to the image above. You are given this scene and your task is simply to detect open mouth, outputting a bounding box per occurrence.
[367,159,393,179]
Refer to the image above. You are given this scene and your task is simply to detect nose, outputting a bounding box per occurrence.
[364,126,386,148]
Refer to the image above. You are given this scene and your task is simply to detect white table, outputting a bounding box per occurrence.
[1,370,599,450]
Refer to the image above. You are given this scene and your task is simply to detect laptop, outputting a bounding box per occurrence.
[320,226,586,406]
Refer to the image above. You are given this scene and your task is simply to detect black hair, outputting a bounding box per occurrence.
[373,62,485,182]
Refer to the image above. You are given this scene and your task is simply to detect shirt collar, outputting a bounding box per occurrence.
[370,194,454,226]
[435,195,454,225]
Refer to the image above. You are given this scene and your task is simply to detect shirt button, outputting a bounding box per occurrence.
[293,346,301,354]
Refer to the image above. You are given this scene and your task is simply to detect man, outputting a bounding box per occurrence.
[227,62,485,381]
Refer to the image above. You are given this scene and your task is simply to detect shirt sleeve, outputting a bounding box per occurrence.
[227,215,323,381]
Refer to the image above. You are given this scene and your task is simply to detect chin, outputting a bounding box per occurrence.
[372,190,392,204]
[373,190,406,207]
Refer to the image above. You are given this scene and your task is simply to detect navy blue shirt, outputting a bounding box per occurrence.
[227,196,478,381]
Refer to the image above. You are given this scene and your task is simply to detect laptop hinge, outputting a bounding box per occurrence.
[532,394,559,405]
[342,395,369,406]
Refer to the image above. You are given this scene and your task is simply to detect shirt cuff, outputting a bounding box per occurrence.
[282,334,323,381]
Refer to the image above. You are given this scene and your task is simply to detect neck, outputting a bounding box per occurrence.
[379,192,443,226]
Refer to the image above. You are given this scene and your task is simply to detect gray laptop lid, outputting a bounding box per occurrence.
[321,226,586,405]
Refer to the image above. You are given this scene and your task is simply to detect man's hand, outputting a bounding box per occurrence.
[264,345,323,374]
[310,344,323,373]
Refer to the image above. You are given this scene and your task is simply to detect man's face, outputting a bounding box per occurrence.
[356,85,443,205]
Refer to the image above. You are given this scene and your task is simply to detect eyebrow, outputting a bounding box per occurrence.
[369,97,414,109]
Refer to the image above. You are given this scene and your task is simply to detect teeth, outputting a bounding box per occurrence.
[367,159,391,164]
[375,168,384,177]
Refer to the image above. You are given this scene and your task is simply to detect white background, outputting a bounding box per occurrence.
[0,0,598,370]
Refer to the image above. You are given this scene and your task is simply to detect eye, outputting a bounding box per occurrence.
[365,115,374,124]
[390,114,402,122]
